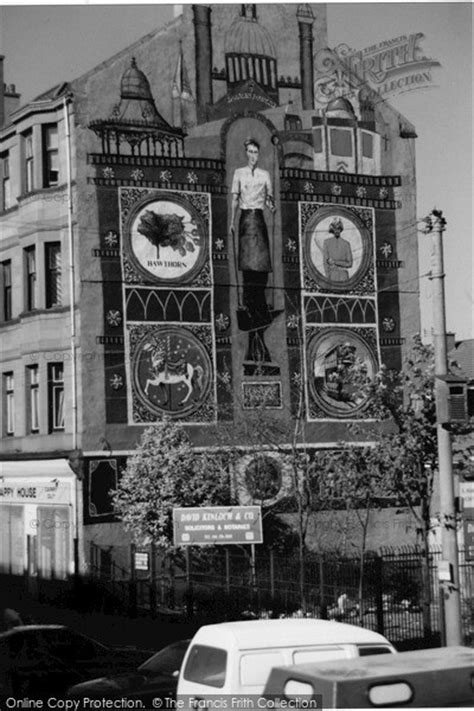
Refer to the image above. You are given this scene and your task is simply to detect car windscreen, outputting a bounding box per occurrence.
[183,644,227,688]
[357,646,393,656]
[138,640,189,675]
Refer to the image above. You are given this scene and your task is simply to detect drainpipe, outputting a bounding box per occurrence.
[64,94,77,449]
[64,94,84,574]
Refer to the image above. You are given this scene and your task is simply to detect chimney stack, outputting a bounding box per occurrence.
[193,4,213,124]
[297,5,315,111]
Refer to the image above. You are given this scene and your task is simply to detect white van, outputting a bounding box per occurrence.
[177,619,396,701]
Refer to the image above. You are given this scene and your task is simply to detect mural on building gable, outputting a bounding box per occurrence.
[119,188,216,424]
[86,3,408,430]
[302,205,373,293]
[306,327,378,419]
[123,191,208,284]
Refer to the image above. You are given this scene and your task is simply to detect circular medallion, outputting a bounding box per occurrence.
[307,329,377,417]
[304,207,371,292]
[125,192,207,283]
[245,454,282,503]
[132,327,212,417]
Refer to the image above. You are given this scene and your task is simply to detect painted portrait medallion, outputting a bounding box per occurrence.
[304,206,371,292]
[126,193,207,283]
[132,327,212,418]
[307,328,378,417]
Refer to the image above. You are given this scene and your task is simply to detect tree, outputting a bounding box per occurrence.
[111,418,231,553]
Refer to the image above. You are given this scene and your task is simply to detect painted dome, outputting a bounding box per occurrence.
[325,97,356,119]
[225,8,276,58]
[120,57,154,100]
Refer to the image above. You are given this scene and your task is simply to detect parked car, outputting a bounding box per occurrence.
[67,639,190,702]
[263,645,474,708]
[0,624,151,697]
[177,619,396,701]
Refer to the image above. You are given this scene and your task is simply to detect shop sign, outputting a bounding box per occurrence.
[0,479,71,505]
[173,505,263,546]
[134,551,150,571]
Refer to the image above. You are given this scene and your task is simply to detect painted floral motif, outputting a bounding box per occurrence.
[104,230,119,247]
[356,186,367,198]
[380,241,393,258]
[382,316,396,332]
[215,313,230,331]
[331,184,342,196]
[303,182,315,194]
[379,187,389,199]
[106,309,122,327]
[186,171,198,184]
[286,238,297,253]
[131,169,144,182]
[287,314,300,330]
[110,374,124,390]
[214,238,225,251]
[219,370,231,387]
[159,170,172,183]
[102,167,115,179]
[209,172,223,185]
[281,180,291,192]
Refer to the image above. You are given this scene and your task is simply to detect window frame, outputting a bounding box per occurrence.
[45,242,62,309]
[1,259,12,321]
[24,129,34,193]
[42,124,59,188]
[24,245,37,311]
[27,364,40,433]
[4,372,15,436]
[48,362,65,432]
[1,152,12,211]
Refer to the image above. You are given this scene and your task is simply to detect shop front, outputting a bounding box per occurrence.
[0,459,79,579]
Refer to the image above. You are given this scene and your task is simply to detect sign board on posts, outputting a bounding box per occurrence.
[173,506,263,546]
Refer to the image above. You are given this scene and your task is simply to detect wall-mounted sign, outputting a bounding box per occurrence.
[173,506,263,546]
[134,551,150,571]
[0,479,71,505]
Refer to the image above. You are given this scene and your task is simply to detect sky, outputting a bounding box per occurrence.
[0,1,472,341]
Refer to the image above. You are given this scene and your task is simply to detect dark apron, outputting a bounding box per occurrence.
[238,209,272,272]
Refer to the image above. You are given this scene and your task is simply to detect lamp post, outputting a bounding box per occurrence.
[420,209,462,645]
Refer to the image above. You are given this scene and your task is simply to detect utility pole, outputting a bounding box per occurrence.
[421,208,462,645]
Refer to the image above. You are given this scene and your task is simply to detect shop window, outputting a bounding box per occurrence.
[1,152,12,211]
[362,132,374,158]
[27,365,39,433]
[1,259,12,321]
[24,130,34,193]
[42,124,59,187]
[37,506,71,579]
[0,506,24,574]
[4,372,14,436]
[48,362,64,432]
[24,245,37,311]
[45,242,62,308]
[330,128,353,157]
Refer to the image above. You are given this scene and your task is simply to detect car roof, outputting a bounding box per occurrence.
[0,625,68,638]
[191,619,391,649]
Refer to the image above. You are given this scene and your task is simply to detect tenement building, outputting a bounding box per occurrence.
[0,4,420,575]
